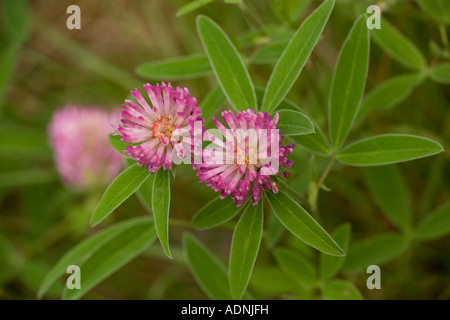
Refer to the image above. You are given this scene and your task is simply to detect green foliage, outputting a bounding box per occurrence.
[319,224,351,281]
[415,201,450,240]
[274,247,317,287]
[322,280,362,300]
[276,110,315,136]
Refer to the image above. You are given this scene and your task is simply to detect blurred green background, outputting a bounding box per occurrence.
[0,0,449,299]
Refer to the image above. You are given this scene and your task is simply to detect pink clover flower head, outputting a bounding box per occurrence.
[195,109,295,207]
[48,105,124,189]
[118,82,204,173]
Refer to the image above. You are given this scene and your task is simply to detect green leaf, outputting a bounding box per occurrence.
[192,196,240,229]
[183,234,232,299]
[136,173,155,212]
[322,280,363,300]
[291,124,331,156]
[359,73,425,118]
[371,18,427,70]
[416,0,450,25]
[200,86,226,126]
[415,201,450,240]
[152,169,171,258]
[337,134,444,166]
[136,54,212,80]
[320,223,351,281]
[261,0,334,112]
[250,266,299,294]
[91,164,150,226]
[108,134,130,156]
[363,165,411,231]
[342,233,409,273]
[229,202,264,300]
[429,64,450,84]
[38,216,139,298]
[265,214,284,249]
[266,191,344,256]
[197,15,256,111]
[176,0,216,17]
[274,248,316,287]
[276,110,315,136]
[252,40,288,64]
[329,15,370,151]
[63,218,157,300]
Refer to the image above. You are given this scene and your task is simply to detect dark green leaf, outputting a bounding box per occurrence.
[322,280,363,300]
[429,64,450,84]
[415,201,450,240]
[277,110,315,136]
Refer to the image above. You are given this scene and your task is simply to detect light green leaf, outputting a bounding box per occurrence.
[197,15,256,111]
[415,201,450,240]
[200,86,226,126]
[359,73,425,118]
[416,0,450,25]
[429,64,450,84]
[152,169,171,258]
[266,191,344,256]
[322,280,363,300]
[261,0,335,112]
[320,223,351,281]
[176,0,216,17]
[329,15,370,151]
[363,165,411,231]
[183,233,232,300]
[38,218,149,298]
[192,196,240,229]
[225,0,242,3]
[91,164,150,226]
[229,202,264,300]
[274,247,316,287]
[337,134,444,166]
[136,54,212,80]
[63,218,157,300]
[277,110,315,136]
[292,124,331,156]
[371,18,427,70]
[342,233,409,273]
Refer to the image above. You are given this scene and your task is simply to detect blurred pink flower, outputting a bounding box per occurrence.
[48,105,124,189]
[117,82,204,173]
[195,109,295,207]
